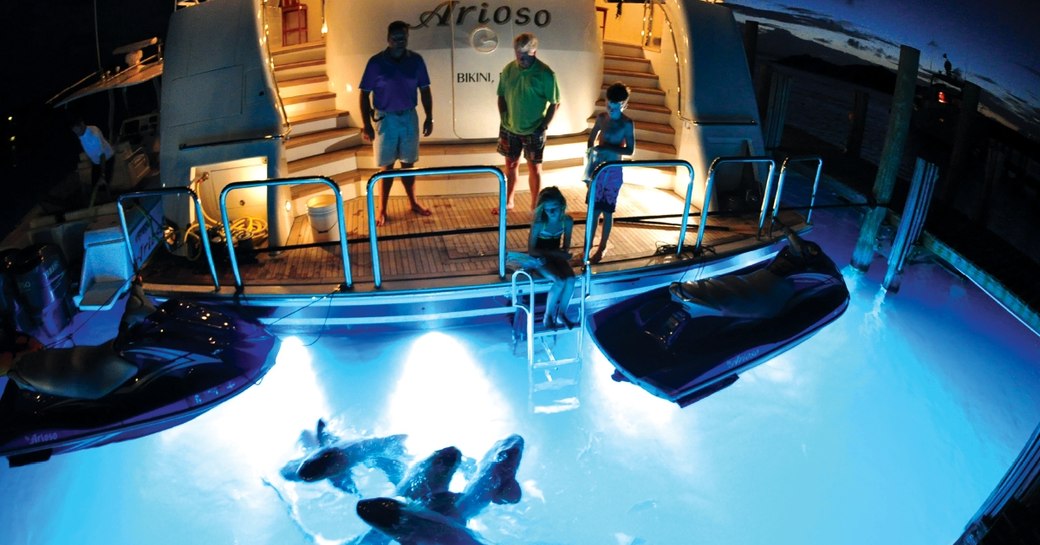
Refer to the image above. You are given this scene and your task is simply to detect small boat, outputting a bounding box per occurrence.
[0,290,279,467]
[588,230,850,407]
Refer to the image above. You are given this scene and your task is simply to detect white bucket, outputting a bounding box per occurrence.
[306,195,342,243]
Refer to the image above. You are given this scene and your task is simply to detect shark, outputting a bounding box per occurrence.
[348,445,465,545]
[453,434,524,520]
[352,435,525,545]
[355,497,489,545]
[280,419,409,495]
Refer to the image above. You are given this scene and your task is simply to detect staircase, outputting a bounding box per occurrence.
[269,38,679,214]
[598,41,677,160]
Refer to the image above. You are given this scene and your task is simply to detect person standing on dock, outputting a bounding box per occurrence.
[360,20,434,227]
[495,32,560,214]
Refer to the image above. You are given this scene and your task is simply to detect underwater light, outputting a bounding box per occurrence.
[385,332,516,456]
[158,335,331,476]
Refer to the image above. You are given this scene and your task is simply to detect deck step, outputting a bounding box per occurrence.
[603,68,661,90]
[288,109,353,135]
[286,128,363,162]
[603,40,645,58]
[592,99,671,126]
[274,58,327,82]
[278,75,330,99]
[282,92,337,118]
[288,147,359,178]
[603,83,666,106]
[286,155,586,214]
[603,54,653,74]
[271,40,326,66]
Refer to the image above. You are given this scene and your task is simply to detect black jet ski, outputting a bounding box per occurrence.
[0,284,279,467]
[588,229,849,407]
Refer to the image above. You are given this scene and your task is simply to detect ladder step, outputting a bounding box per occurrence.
[532,397,581,414]
[532,327,578,339]
[532,378,578,392]
[533,358,580,369]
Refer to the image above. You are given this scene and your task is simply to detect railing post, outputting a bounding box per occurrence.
[117,188,221,291]
[586,160,694,260]
[772,156,824,226]
[367,166,507,289]
[220,177,350,292]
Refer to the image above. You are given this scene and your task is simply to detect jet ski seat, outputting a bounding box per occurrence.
[7,342,138,400]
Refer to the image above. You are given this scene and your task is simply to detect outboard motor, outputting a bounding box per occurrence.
[11,244,75,337]
[0,248,30,333]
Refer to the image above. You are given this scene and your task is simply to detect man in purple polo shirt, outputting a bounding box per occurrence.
[360,20,434,227]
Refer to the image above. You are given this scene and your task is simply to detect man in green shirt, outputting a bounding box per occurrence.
[495,32,560,214]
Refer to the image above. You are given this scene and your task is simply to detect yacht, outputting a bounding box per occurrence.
[6,0,825,337]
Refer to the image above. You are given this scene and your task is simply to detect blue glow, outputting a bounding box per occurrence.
[1,206,1039,545]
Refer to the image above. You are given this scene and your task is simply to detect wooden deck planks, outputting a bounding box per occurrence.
[141,184,801,288]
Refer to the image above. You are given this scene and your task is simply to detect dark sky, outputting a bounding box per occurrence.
[0,1,171,113]
[727,0,1040,138]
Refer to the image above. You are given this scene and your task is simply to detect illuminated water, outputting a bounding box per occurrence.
[1,190,1039,545]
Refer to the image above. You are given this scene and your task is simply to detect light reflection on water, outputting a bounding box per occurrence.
[1,200,1039,545]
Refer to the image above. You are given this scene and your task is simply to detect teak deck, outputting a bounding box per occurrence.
[141,183,805,290]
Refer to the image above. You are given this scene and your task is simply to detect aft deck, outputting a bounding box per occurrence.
[140,180,807,295]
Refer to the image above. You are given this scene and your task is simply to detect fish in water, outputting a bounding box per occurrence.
[396,446,463,502]
[348,446,464,545]
[454,434,524,520]
[281,419,409,495]
[351,435,525,545]
[356,497,489,545]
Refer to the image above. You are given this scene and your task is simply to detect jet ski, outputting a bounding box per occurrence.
[0,286,279,467]
[588,229,849,407]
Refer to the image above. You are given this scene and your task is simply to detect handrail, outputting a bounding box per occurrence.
[116,188,220,290]
[259,0,292,136]
[180,133,286,151]
[773,155,824,225]
[220,176,350,292]
[703,156,777,240]
[661,1,689,123]
[511,269,537,364]
[585,160,695,260]
[367,165,507,288]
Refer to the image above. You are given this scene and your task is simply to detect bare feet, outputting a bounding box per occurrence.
[491,204,515,215]
[589,248,604,264]
[556,313,574,330]
[376,211,388,227]
[412,203,432,217]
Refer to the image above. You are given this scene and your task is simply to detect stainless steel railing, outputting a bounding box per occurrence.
[220,176,350,292]
[584,159,696,259]
[117,187,221,290]
[366,166,508,289]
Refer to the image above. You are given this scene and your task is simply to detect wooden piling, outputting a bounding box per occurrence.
[851,45,920,271]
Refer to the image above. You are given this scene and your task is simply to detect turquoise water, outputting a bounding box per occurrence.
[1,194,1039,545]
